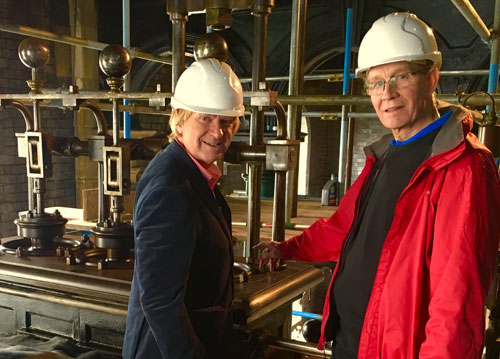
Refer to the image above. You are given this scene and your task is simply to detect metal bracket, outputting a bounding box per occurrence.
[17,131,53,178]
[246,90,278,108]
[103,146,131,196]
[265,139,300,171]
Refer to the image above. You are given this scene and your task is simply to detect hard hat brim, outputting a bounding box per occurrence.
[171,98,245,117]
[355,52,442,78]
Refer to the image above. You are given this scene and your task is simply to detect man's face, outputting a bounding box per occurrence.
[177,112,236,167]
[366,61,438,141]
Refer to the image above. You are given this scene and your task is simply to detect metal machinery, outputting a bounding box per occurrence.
[0,0,498,358]
[0,2,329,358]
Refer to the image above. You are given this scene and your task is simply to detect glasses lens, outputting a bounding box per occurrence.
[366,72,418,95]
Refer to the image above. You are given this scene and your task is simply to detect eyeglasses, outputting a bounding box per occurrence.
[364,70,426,95]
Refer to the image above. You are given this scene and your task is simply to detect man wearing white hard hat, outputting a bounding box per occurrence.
[123,58,244,359]
[255,12,500,358]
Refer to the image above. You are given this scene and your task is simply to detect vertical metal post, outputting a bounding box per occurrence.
[98,163,106,222]
[344,53,359,191]
[285,0,307,221]
[31,67,45,215]
[169,12,187,91]
[272,171,287,243]
[112,100,120,146]
[338,8,352,197]
[111,99,123,224]
[246,1,273,263]
[271,102,288,243]
[488,0,500,97]
[123,0,131,139]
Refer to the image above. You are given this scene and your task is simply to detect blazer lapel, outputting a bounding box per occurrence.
[168,141,232,240]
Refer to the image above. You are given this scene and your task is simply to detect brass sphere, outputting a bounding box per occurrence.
[194,32,229,62]
[99,44,132,78]
[18,38,50,69]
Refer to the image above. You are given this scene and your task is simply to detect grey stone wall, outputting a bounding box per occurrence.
[0,0,75,237]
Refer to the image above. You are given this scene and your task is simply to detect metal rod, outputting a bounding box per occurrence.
[272,171,286,243]
[272,101,287,138]
[27,97,380,118]
[112,100,119,146]
[488,0,500,96]
[98,163,105,223]
[345,106,356,189]
[27,178,34,212]
[32,100,40,131]
[239,69,494,83]
[0,91,173,100]
[262,110,377,118]
[271,100,288,243]
[275,94,500,106]
[450,0,491,43]
[34,179,45,215]
[0,22,173,65]
[268,336,332,357]
[110,99,123,224]
[0,262,131,299]
[0,285,127,317]
[5,93,500,111]
[246,3,272,264]
[3,91,498,106]
[338,8,353,194]
[170,12,187,90]
[285,0,307,221]
[123,0,131,139]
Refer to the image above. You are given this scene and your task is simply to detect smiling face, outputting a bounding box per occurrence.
[177,112,237,167]
[367,61,439,141]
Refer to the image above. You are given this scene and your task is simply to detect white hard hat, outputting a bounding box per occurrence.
[356,12,442,77]
[170,58,244,117]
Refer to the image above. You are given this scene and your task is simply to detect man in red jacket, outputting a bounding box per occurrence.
[255,12,500,359]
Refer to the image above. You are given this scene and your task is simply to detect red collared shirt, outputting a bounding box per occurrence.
[175,139,221,193]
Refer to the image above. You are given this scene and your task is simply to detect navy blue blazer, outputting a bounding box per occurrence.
[122,140,234,359]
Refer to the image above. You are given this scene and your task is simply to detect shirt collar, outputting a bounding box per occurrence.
[175,139,221,192]
[390,111,452,146]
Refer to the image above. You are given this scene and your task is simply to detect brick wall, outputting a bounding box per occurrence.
[0,0,75,237]
[305,117,340,197]
[350,117,391,180]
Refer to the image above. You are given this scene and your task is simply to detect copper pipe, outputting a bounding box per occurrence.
[1,100,34,131]
[79,100,108,136]
[272,101,287,139]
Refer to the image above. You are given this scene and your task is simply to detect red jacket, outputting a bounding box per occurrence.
[280,104,500,358]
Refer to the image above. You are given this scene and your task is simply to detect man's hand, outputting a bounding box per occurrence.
[253,241,281,272]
